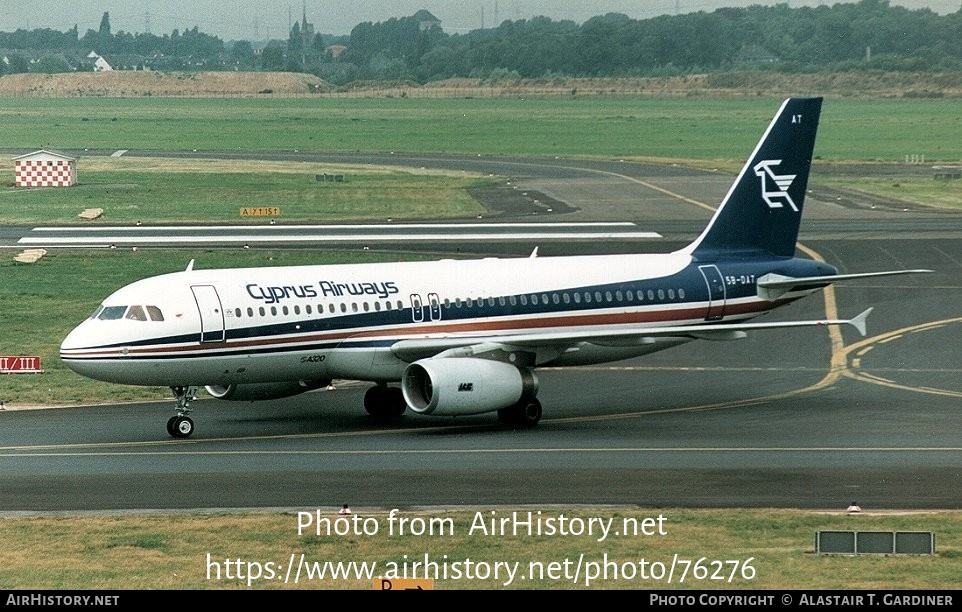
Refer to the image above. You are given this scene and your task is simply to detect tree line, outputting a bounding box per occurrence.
[1,0,960,83]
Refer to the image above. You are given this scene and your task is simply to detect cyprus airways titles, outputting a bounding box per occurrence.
[246,279,400,304]
[60,97,930,439]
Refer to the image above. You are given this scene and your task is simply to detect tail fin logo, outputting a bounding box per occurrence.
[753,159,798,212]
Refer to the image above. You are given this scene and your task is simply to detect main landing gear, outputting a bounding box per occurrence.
[497,398,543,428]
[167,385,198,438]
[363,383,407,418]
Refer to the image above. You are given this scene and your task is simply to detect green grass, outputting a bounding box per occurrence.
[1,96,960,161]
[0,509,958,589]
[819,176,962,211]
[0,158,488,224]
[2,97,960,227]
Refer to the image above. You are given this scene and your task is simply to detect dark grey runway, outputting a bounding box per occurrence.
[1,152,959,513]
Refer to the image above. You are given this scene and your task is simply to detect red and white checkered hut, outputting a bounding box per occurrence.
[13,150,77,188]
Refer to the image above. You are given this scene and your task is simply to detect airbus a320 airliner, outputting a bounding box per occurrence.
[60,97,929,438]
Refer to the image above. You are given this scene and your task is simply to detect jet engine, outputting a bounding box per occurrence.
[205,379,330,402]
[401,358,538,416]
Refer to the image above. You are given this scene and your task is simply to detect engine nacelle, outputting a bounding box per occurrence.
[205,379,330,402]
[402,358,538,416]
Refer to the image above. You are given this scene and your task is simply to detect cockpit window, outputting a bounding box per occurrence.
[95,305,165,321]
[125,306,148,321]
[146,306,164,321]
[97,306,128,320]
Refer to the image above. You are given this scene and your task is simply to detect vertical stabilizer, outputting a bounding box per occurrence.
[683,97,823,259]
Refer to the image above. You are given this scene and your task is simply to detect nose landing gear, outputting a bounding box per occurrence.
[167,386,198,438]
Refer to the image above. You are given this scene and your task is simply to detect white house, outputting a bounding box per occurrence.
[87,51,113,71]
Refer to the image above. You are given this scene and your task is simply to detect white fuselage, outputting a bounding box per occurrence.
[59,250,792,387]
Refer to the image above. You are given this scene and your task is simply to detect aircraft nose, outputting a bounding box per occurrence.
[60,321,94,363]
[59,320,116,382]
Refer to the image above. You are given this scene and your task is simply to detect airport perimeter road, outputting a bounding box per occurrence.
[0,153,960,511]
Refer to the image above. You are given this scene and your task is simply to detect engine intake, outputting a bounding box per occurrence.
[205,379,330,402]
[402,358,538,416]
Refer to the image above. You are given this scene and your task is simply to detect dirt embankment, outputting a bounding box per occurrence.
[415,72,962,99]
[0,70,960,98]
[0,71,330,97]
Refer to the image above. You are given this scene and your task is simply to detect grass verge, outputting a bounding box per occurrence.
[0,158,489,225]
[0,508,958,590]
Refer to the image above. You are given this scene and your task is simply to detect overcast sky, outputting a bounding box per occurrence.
[1,1,959,40]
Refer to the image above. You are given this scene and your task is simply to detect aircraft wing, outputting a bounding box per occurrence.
[390,308,873,364]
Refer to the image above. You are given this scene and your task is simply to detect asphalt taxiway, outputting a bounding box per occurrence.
[1,152,959,512]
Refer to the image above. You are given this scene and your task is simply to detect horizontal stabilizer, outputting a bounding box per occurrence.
[757,269,932,300]
[848,307,872,337]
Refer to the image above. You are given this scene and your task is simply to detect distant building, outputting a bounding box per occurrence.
[87,51,113,71]
[300,9,316,47]
[13,150,77,188]
[297,5,316,66]
[413,9,441,31]
[735,44,779,66]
